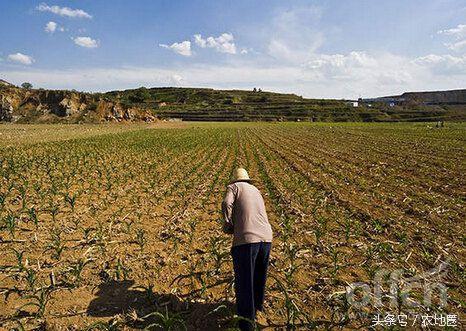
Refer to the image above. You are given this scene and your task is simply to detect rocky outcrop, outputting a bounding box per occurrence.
[0,96,14,121]
[58,97,86,116]
[0,82,156,123]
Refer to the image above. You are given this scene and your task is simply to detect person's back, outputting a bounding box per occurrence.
[226,181,273,246]
[222,168,273,331]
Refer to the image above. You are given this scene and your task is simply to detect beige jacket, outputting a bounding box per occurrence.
[222,181,273,247]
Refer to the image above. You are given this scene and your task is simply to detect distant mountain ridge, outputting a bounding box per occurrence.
[365,88,466,105]
[1,80,465,123]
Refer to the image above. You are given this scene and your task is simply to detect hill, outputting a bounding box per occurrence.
[1,81,465,123]
[365,88,466,105]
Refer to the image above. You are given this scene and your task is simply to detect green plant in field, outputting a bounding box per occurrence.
[0,192,6,212]
[94,221,108,252]
[24,268,38,291]
[82,226,94,243]
[280,217,294,242]
[64,192,78,211]
[18,287,51,318]
[142,306,186,331]
[344,217,352,242]
[270,275,309,329]
[85,317,124,331]
[330,246,340,280]
[209,237,229,272]
[5,213,17,238]
[67,258,94,286]
[371,219,385,234]
[123,220,133,234]
[314,225,323,248]
[283,243,303,267]
[18,181,28,211]
[207,304,257,330]
[11,248,26,272]
[114,258,130,280]
[135,283,158,305]
[135,228,147,251]
[48,202,60,223]
[283,263,301,285]
[45,229,65,260]
[28,207,39,228]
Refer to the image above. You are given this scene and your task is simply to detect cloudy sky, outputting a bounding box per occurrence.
[0,0,465,98]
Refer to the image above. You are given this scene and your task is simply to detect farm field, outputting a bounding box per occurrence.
[0,122,465,330]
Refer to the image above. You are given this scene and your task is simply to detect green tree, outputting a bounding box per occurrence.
[128,87,152,103]
[21,82,33,89]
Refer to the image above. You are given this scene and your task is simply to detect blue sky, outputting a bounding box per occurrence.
[0,0,465,98]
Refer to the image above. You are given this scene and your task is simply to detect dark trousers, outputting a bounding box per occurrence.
[231,242,271,331]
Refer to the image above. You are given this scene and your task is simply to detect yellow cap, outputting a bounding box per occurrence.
[232,167,251,183]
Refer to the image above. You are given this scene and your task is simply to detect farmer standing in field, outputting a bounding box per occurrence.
[222,168,273,331]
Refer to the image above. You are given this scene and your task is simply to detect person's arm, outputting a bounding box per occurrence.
[221,184,236,234]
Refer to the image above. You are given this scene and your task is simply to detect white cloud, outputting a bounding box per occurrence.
[265,5,324,64]
[193,33,237,54]
[193,34,206,48]
[159,41,192,56]
[437,24,466,52]
[445,39,466,51]
[413,54,466,74]
[44,21,57,33]
[73,36,99,48]
[240,49,248,54]
[301,51,415,94]
[2,50,465,99]
[7,53,34,65]
[437,24,466,39]
[37,3,92,19]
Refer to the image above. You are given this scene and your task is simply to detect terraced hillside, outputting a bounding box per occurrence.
[1,82,465,123]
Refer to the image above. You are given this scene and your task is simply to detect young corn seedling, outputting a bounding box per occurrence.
[0,192,6,212]
[18,287,52,318]
[330,247,340,281]
[10,248,25,271]
[28,207,39,229]
[284,263,301,286]
[123,220,134,234]
[135,228,147,252]
[67,258,94,287]
[209,237,229,272]
[64,192,78,212]
[135,283,158,306]
[344,217,352,242]
[18,181,28,211]
[114,258,130,281]
[142,306,186,331]
[48,203,60,223]
[284,243,304,267]
[207,304,257,331]
[271,275,305,329]
[5,213,17,239]
[46,230,65,260]
[24,268,38,291]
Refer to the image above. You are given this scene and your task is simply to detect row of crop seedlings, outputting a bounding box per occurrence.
[244,131,317,329]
